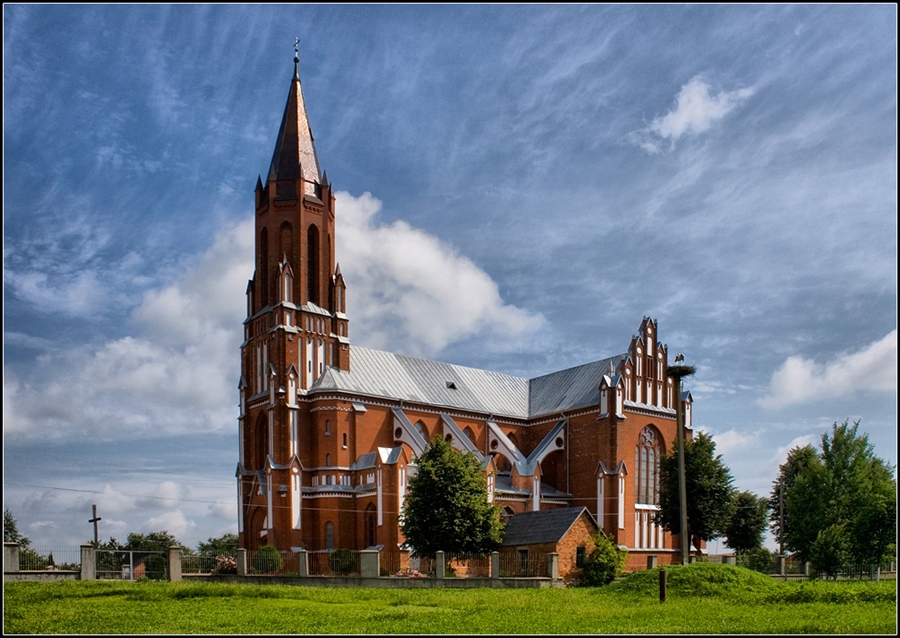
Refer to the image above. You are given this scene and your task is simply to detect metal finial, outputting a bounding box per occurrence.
[293,38,300,79]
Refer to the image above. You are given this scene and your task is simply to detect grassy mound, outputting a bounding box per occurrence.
[608,562,785,598]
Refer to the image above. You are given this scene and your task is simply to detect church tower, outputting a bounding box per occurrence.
[237,46,350,551]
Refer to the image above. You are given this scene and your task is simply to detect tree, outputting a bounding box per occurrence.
[197,533,238,557]
[401,437,504,555]
[782,420,896,566]
[124,530,183,552]
[768,444,818,553]
[4,508,30,546]
[724,491,769,555]
[656,431,734,548]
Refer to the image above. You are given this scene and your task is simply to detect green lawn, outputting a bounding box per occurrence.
[4,564,896,634]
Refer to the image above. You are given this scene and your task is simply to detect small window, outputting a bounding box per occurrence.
[342,432,348,448]
[325,420,331,435]
[325,453,331,466]
[576,546,586,568]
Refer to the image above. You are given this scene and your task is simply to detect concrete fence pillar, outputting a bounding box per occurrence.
[688,555,697,564]
[435,551,445,579]
[80,544,96,581]
[547,553,559,580]
[168,546,182,582]
[4,542,20,573]
[236,549,248,576]
[296,550,308,577]
[722,555,735,565]
[647,555,658,569]
[778,556,786,576]
[491,552,500,579]
[359,550,379,578]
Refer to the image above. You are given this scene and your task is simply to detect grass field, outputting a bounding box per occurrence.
[4,563,896,634]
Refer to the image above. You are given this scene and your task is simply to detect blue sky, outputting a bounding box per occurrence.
[3,4,896,552]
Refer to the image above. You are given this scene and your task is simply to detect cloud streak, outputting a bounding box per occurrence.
[630,76,755,153]
[763,330,897,409]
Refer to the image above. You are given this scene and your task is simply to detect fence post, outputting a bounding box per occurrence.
[359,550,379,578]
[547,553,559,580]
[491,552,500,579]
[168,546,182,582]
[778,555,785,577]
[435,551,445,579]
[236,549,248,576]
[802,561,810,576]
[722,555,735,565]
[80,544,95,581]
[647,555,658,569]
[296,549,308,577]
[4,542,20,574]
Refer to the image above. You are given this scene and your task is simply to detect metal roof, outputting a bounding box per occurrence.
[310,346,625,420]
[500,507,597,546]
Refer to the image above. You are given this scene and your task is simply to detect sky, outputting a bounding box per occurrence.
[3,4,896,553]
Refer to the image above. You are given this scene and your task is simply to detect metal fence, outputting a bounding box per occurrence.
[18,546,81,571]
[308,549,361,576]
[498,552,546,578]
[95,550,168,580]
[709,554,896,581]
[180,554,219,575]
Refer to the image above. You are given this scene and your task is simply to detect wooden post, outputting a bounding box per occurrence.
[659,569,667,603]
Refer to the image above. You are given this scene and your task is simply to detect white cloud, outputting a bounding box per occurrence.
[630,76,755,152]
[763,330,897,409]
[708,428,759,458]
[143,510,196,540]
[4,193,542,443]
[336,191,545,357]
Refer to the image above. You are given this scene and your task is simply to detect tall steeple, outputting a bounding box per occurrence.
[267,39,321,197]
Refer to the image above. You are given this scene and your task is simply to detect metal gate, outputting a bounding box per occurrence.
[95,550,168,580]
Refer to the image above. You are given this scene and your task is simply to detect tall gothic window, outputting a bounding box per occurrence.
[635,426,661,505]
[259,228,269,307]
[307,225,319,306]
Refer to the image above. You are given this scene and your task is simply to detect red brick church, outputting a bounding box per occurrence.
[236,53,695,571]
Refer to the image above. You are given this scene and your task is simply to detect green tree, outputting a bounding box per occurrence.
[197,533,239,557]
[809,523,852,579]
[768,444,818,553]
[125,530,183,552]
[580,531,627,586]
[251,545,282,574]
[656,431,735,549]
[4,508,30,546]
[783,420,896,566]
[724,491,769,555]
[401,437,504,555]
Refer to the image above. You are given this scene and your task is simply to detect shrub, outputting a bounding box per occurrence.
[251,546,282,574]
[327,548,358,574]
[581,532,627,586]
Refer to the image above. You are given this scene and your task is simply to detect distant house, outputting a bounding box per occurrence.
[500,507,599,580]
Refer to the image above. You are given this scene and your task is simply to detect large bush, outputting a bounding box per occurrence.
[251,545,282,574]
[581,532,627,586]
[328,548,359,574]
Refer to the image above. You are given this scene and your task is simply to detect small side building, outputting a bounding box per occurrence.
[500,507,599,581]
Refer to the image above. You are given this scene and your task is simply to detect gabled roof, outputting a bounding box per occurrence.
[309,346,627,420]
[500,507,597,546]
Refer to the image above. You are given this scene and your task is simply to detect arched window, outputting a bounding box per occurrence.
[366,505,377,548]
[463,427,476,445]
[635,426,662,505]
[259,228,269,307]
[325,522,334,551]
[325,453,331,467]
[414,421,426,439]
[253,412,268,470]
[307,225,320,306]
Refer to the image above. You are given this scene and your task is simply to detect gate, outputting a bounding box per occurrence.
[95,549,169,580]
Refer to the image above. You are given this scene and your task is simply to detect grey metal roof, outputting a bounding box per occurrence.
[309,346,625,420]
[500,507,597,546]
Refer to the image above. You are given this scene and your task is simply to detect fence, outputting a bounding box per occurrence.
[95,549,168,580]
[5,543,560,584]
[707,553,896,581]
[17,545,81,571]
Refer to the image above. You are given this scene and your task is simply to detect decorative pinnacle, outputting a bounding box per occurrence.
[294,37,300,79]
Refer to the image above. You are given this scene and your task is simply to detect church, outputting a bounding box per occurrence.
[236,52,695,572]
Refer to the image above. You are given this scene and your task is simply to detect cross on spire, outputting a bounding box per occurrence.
[294,37,300,79]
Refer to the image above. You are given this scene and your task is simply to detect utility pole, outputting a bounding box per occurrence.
[88,504,102,547]
[666,355,695,566]
[778,478,784,556]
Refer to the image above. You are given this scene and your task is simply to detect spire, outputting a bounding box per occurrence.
[268,40,321,191]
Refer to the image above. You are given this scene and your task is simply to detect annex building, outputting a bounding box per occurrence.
[236,54,695,571]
